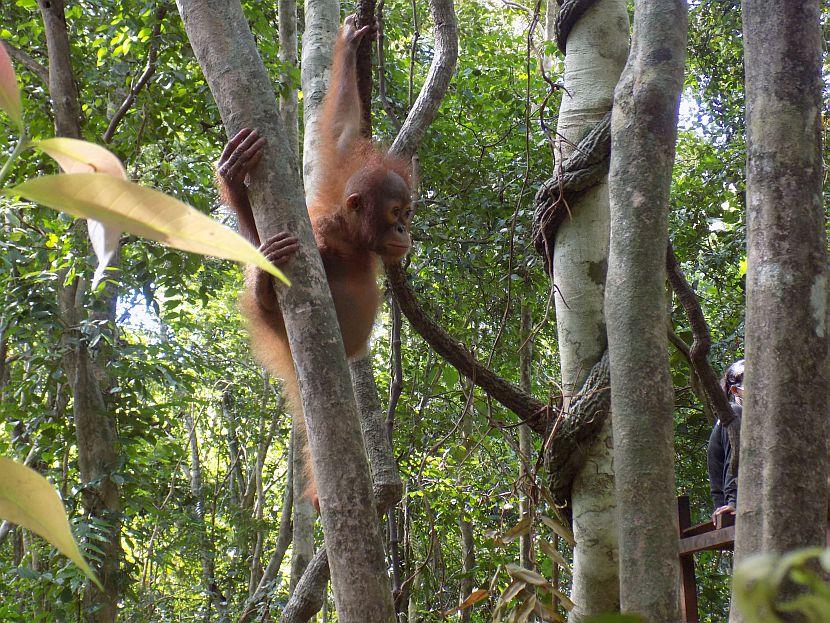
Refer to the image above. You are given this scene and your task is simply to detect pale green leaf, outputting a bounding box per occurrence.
[32,138,127,179]
[0,457,101,588]
[6,173,288,284]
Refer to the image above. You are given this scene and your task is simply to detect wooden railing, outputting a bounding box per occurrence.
[677,495,735,623]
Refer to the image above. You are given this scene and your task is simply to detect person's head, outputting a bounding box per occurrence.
[720,359,745,403]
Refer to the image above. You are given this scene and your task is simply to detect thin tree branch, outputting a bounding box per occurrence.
[3,42,49,83]
[103,5,167,142]
[385,262,551,435]
[388,0,458,161]
[665,243,735,427]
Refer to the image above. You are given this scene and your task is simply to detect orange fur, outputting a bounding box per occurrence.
[229,22,413,511]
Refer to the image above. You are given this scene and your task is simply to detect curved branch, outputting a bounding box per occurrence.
[388,0,458,161]
[666,243,740,472]
[385,262,551,435]
[103,5,167,143]
[3,42,49,84]
[665,244,735,427]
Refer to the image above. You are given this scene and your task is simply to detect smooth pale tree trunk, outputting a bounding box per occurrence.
[301,0,340,198]
[175,2,394,620]
[605,1,687,620]
[291,0,339,592]
[731,2,827,619]
[547,1,628,618]
[40,1,122,620]
[350,354,404,510]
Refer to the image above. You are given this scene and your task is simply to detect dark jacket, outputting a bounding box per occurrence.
[707,403,742,510]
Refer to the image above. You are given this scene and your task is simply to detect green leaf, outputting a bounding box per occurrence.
[0,457,102,588]
[5,173,289,285]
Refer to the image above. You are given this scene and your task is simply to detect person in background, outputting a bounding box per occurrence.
[707,358,744,522]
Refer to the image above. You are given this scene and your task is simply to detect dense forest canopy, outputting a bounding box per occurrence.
[0,0,828,621]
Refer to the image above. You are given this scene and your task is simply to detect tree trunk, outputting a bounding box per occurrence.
[518,302,533,571]
[457,510,475,623]
[290,414,316,594]
[185,410,218,619]
[545,1,628,618]
[300,0,340,198]
[291,0,334,601]
[40,1,121,619]
[278,0,300,162]
[240,429,294,623]
[731,1,827,619]
[174,2,394,619]
[605,1,687,620]
[38,0,83,139]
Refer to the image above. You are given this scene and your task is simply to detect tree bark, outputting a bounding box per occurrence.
[300,0,340,198]
[731,1,827,619]
[40,1,122,619]
[545,1,628,619]
[518,302,533,571]
[457,509,475,623]
[282,548,332,623]
[605,1,687,620]
[175,2,394,620]
[350,354,404,511]
[239,428,294,623]
[38,0,83,139]
[278,0,300,162]
[184,410,218,619]
[290,414,316,594]
[387,0,458,162]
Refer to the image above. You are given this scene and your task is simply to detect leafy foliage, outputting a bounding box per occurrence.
[0,0,827,621]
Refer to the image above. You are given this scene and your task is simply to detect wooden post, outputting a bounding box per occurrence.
[677,496,699,623]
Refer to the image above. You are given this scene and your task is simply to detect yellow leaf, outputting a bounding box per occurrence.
[443,588,489,616]
[515,594,537,623]
[551,588,575,611]
[0,41,22,128]
[498,579,528,608]
[6,173,289,285]
[495,514,533,545]
[534,601,566,622]
[539,539,570,568]
[32,138,127,179]
[506,563,551,587]
[539,514,575,546]
[0,457,101,588]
